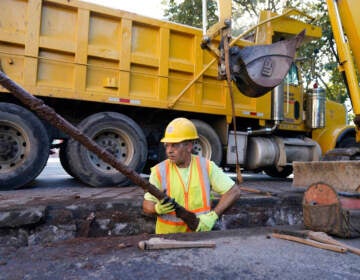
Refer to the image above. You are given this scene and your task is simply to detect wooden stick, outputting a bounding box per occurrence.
[271,233,347,253]
[138,238,216,250]
[240,186,272,196]
[308,231,360,256]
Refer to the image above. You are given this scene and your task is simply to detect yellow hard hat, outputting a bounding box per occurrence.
[161,118,199,143]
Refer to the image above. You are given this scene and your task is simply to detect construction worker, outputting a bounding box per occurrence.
[143,117,241,234]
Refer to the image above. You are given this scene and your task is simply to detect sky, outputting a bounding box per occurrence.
[83,0,166,19]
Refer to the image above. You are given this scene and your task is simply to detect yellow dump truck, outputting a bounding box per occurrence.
[0,0,354,189]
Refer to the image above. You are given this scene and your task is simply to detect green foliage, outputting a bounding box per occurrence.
[296,0,349,104]
[231,0,313,29]
[164,0,218,28]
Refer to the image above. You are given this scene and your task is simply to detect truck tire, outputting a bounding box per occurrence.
[321,135,360,161]
[59,139,77,178]
[338,135,359,148]
[191,119,222,165]
[264,165,293,178]
[66,112,147,187]
[0,103,50,189]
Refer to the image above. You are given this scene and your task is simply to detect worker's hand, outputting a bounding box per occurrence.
[196,211,218,232]
[154,198,175,215]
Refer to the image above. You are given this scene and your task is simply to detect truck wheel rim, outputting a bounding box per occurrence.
[192,135,211,159]
[87,129,134,173]
[0,122,28,172]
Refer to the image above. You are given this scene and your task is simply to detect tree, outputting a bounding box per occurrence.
[164,0,218,29]
[295,0,349,104]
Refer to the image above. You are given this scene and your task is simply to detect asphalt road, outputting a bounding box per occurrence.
[36,156,295,191]
[0,227,359,280]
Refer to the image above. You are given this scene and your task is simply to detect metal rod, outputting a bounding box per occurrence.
[202,0,207,36]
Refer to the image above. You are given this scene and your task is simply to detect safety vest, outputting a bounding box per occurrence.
[154,155,211,234]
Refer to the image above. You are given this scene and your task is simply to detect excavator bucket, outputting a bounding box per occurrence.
[230,30,305,97]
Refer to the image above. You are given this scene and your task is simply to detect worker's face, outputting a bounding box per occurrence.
[164,141,193,167]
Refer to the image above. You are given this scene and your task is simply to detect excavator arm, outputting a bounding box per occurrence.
[201,0,305,98]
[294,0,360,193]
[326,0,360,136]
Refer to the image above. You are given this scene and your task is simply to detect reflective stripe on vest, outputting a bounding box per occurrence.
[155,156,211,225]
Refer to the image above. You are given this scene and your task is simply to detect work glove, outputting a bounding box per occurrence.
[196,211,218,232]
[154,198,176,215]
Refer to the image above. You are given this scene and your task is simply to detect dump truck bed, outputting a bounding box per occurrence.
[0,0,235,116]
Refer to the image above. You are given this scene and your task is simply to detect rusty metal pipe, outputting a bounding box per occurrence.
[0,71,200,231]
[246,122,279,136]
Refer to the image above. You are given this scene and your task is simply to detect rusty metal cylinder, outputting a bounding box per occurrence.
[306,87,326,128]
